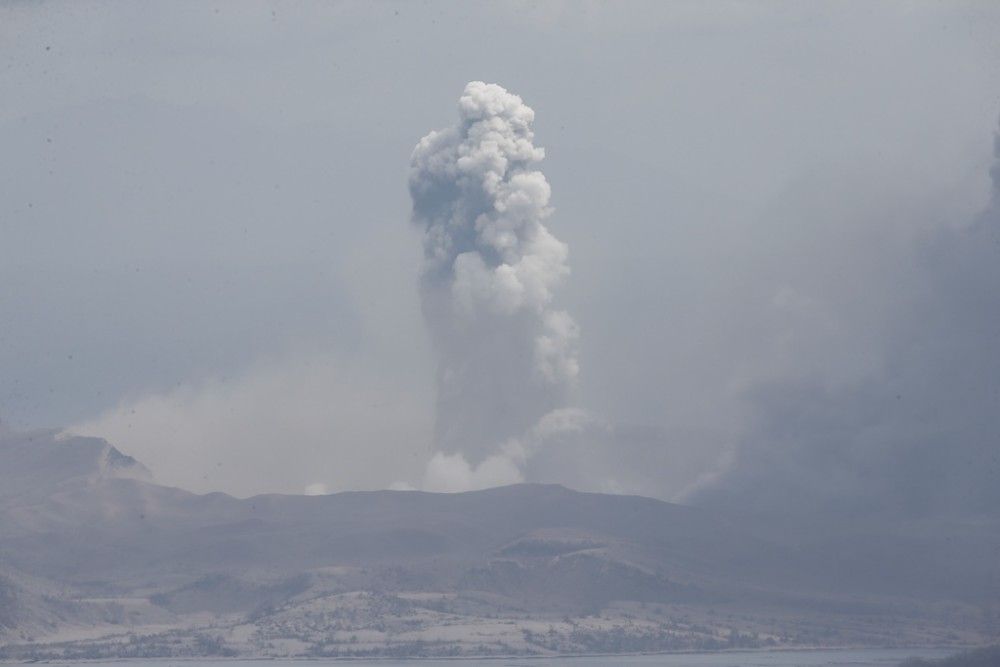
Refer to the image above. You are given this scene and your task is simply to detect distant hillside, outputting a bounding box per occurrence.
[0,429,997,658]
[0,427,149,501]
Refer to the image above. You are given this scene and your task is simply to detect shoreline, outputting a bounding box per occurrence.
[0,643,969,664]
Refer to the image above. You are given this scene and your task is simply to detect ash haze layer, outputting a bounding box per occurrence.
[692,114,1000,517]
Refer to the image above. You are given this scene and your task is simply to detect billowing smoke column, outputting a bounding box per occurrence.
[409,82,579,489]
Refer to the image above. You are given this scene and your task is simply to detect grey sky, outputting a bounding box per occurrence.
[3,1,1000,502]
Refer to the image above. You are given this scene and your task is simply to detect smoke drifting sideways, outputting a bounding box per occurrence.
[693,119,1000,518]
[409,82,583,491]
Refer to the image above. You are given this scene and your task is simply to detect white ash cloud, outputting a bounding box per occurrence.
[421,407,594,493]
[409,82,581,482]
[69,352,431,497]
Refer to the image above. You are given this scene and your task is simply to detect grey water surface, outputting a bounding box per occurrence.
[43,648,955,667]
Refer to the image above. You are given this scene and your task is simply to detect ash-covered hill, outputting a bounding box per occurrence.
[0,428,997,658]
[0,426,149,501]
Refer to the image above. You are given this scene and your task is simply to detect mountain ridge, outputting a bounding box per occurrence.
[0,428,996,658]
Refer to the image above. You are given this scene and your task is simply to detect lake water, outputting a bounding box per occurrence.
[53,648,956,667]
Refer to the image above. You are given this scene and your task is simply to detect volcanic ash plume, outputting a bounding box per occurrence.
[409,82,579,485]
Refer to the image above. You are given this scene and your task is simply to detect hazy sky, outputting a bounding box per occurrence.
[3,1,1000,506]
